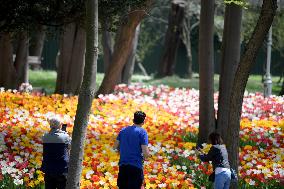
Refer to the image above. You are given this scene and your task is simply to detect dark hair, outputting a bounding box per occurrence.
[209,132,223,145]
[133,111,146,125]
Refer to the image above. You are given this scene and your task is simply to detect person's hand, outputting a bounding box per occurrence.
[194,149,201,155]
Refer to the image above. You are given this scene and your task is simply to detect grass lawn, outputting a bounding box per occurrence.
[29,70,282,95]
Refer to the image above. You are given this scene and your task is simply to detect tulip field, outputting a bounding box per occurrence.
[0,84,283,188]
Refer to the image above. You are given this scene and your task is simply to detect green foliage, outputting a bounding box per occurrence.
[99,0,149,31]
[272,11,284,57]
[137,0,202,63]
[243,8,284,55]
[170,155,213,188]
[0,0,149,31]
[136,0,170,62]
[0,0,85,31]
[238,179,282,189]
[182,132,198,143]
[224,0,249,7]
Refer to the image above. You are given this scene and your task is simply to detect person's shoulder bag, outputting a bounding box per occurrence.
[230,168,238,182]
[209,171,215,182]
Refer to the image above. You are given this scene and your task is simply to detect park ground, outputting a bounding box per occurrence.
[29,70,282,95]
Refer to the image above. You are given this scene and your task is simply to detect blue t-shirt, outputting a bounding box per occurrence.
[117,125,148,169]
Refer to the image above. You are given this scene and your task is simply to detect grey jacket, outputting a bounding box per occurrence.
[199,144,230,170]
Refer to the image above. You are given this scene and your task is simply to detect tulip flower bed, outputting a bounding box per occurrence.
[0,84,283,188]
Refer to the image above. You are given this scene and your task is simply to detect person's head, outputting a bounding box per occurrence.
[133,111,146,125]
[209,132,223,145]
[48,117,61,130]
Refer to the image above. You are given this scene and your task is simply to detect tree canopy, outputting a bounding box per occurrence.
[0,0,149,31]
[0,0,85,31]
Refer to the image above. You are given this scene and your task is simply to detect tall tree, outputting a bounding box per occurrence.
[157,0,186,77]
[226,1,277,188]
[55,23,86,95]
[217,4,242,142]
[102,27,113,73]
[14,32,29,84]
[96,0,152,96]
[29,25,46,69]
[181,0,193,78]
[197,0,215,146]
[0,32,28,89]
[65,0,98,188]
[0,33,14,88]
[121,24,141,84]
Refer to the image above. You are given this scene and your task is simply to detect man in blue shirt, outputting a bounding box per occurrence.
[114,111,150,189]
[41,117,71,189]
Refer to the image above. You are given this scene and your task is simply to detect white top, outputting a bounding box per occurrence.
[215,167,231,175]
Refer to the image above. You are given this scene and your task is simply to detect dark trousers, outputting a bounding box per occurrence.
[117,164,144,189]
[44,174,67,189]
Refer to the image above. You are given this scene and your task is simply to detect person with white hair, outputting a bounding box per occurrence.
[41,117,71,189]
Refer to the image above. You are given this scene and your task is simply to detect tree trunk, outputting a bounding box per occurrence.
[55,23,86,95]
[0,32,28,89]
[14,32,29,85]
[121,24,140,84]
[65,27,86,94]
[181,0,193,79]
[0,33,15,89]
[55,24,76,94]
[157,0,186,77]
[197,0,215,146]
[280,79,284,96]
[96,1,152,96]
[217,4,242,143]
[29,25,45,70]
[65,0,98,188]
[227,1,277,188]
[102,27,113,73]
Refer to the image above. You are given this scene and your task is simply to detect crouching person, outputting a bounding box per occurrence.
[41,117,71,189]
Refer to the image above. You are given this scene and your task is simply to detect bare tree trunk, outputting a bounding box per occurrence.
[122,24,140,84]
[137,61,149,76]
[102,27,113,73]
[181,0,193,79]
[227,1,277,188]
[66,27,86,94]
[14,32,29,85]
[157,0,186,77]
[0,33,15,89]
[55,24,76,94]
[29,25,45,70]
[65,0,98,188]
[280,79,284,96]
[197,0,215,146]
[217,4,242,143]
[96,1,152,96]
[0,32,28,89]
[55,23,86,95]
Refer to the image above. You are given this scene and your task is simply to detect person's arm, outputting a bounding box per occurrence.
[114,140,120,151]
[141,145,150,159]
[140,129,150,159]
[114,131,121,152]
[199,146,215,162]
